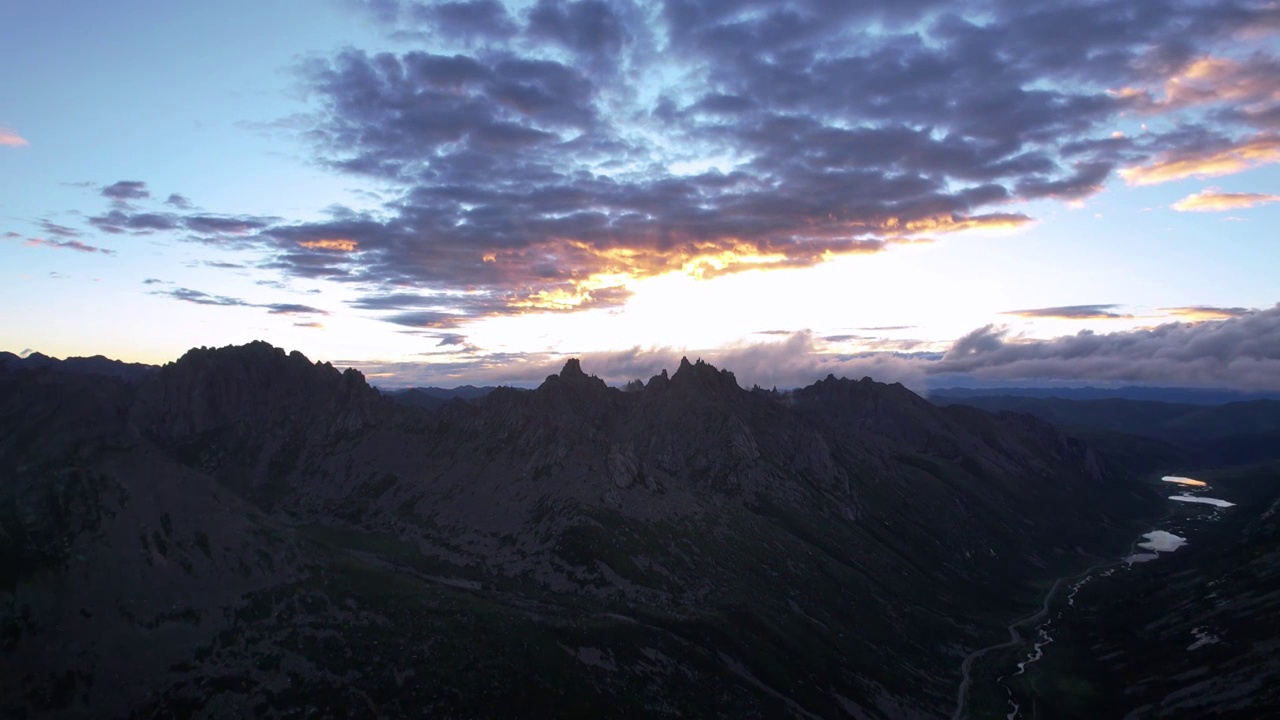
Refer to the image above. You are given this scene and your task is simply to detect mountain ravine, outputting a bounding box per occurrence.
[3,341,1168,718]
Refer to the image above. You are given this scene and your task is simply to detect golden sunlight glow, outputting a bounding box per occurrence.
[894,213,1033,234]
[1171,188,1280,212]
[298,238,359,252]
[680,247,792,279]
[508,271,632,311]
[1162,475,1208,487]
[461,243,1014,360]
[1119,136,1280,185]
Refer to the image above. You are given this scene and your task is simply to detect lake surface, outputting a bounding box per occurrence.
[1168,495,1235,507]
[1138,530,1187,552]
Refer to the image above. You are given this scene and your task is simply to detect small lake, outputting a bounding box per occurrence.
[1168,495,1235,507]
[1138,530,1187,552]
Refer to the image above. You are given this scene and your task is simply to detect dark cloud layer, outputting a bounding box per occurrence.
[79,1,1280,330]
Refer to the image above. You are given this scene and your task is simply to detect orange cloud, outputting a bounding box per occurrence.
[0,127,28,147]
[1119,136,1280,185]
[1171,188,1280,211]
[1119,56,1280,112]
[297,238,358,252]
[892,212,1034,234]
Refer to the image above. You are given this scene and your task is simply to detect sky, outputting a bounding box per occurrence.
[2,0,1279,390]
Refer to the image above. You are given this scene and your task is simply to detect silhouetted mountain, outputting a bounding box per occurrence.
[0,349,156,382]
[4,342,1270,718]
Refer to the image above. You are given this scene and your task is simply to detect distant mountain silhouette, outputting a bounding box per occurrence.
[388,383,506,409]
[936,394,1280,466]
[930,385,1280,405]
[0,350,156,382]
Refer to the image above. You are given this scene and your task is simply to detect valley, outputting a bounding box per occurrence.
[964,463,1280,719]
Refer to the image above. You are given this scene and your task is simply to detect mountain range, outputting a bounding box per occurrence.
[2,341,1277,718]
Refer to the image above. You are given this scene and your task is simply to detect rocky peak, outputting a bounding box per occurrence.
[538,358,608,395]
[669,357,740,394]
[646,368,670,391]
[560,358,586,379]
[130,341,382,439]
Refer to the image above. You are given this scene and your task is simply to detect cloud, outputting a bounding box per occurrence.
[159,287,251,307]
[933,306,1280,389]
[88,208,272,237]
[1160,305,1251,320]
[38,220,81,239]
[153,287,328,316]
[101,180,150,205]
[89,209,180,234]
[11,234,116,255]
[417,0,518,39]
[1001,304,1131,320]
[1117,54,1280,113]
[165,193,194,209]
[1171,188,1280,212]
[0,127,29,147]
[264,302,328,316]
[1120,135,1280,185]
[52,1,1280,331]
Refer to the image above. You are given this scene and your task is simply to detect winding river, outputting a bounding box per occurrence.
[950,474,1235,720]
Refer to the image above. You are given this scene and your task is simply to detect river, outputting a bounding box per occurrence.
[951,473,1235,720]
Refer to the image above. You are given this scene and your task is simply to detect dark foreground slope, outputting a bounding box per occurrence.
[2,343,1161,719]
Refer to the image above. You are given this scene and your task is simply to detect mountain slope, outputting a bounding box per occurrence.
[1,344,1163,719]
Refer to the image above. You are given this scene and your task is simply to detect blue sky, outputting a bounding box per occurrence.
[3,0,1279,389]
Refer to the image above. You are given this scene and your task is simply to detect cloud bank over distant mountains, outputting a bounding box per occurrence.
[348,303,1280,391]
[53,0,1280,329]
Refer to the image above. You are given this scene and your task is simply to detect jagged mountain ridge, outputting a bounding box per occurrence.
[1,342,1161,719]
